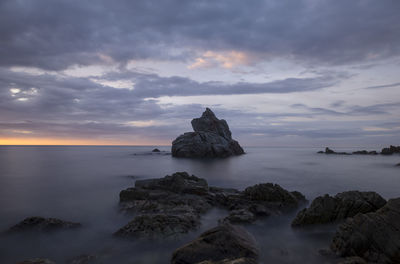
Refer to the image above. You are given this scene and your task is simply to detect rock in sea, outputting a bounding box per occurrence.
[8,216,81,232]
[292,191,386,227]
[331,198,400,263]
[171,108,244,158]
[171,223,259,264]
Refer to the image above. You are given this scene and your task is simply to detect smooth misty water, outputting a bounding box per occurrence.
[0,146,399,264]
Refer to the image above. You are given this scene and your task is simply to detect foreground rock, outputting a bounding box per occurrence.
[8,216,81,232]
[381,145,400,155]
[118,172,306,235]
[331,198,400,263]
[292,191,386,227]
[172,108,244,158]
[171,223,258,264]
[114,214,200,239]
[17,259,56,264]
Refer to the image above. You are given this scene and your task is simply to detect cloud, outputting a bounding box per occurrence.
[1,0,400,70]
[365,82,400,89]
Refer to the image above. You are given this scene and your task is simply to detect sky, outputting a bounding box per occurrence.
[0,0,399,147]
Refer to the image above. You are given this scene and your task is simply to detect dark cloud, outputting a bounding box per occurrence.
[1,0,399,70]
[366,82,400,89]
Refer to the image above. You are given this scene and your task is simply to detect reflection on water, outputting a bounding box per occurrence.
[0,146,399,263]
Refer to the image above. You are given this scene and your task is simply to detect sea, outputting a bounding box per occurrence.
[0,146,399,264]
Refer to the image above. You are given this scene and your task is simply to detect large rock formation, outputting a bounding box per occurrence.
[331,198,400,263]
[172,108,244,158]
[292,191,386,227]
[171,223,259,264]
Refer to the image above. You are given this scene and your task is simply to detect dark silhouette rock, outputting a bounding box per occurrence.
[172,108,244,158]
[114,214,199,239]
[381,145,400,155]
[318,147,350,155]
[152,148,161,152]
[331,198,400,264]
[16,259,56,264]
[292,191,386,227]
[8,216,81,232]
[352,150,378,155]
[171,223,259,264]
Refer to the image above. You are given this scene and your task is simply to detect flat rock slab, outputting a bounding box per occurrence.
[331,198,400,263]
[171,223,259,264]
[292,191,386,227]
[8,216,81,232]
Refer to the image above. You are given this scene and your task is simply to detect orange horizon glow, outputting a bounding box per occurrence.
[0,137,170,146]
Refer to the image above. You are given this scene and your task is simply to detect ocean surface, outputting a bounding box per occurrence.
[0,146,399,264]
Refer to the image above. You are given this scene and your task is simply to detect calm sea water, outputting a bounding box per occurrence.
[0,146,399,264]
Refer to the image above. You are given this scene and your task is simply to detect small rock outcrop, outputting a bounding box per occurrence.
[318,147,350,155]
[352,150,378,155]
[152,148,161,152]
[172,108,244,158]
[381,145,400,155]
[8,216,81,232]
[331,198,400,264]
[292,191,386,227]
[171,223,259,264]
[114,214,200,239]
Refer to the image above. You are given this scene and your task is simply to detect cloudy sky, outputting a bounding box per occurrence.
[0,0,399,147]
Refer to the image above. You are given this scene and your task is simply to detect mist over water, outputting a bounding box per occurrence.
[0,146,399,263]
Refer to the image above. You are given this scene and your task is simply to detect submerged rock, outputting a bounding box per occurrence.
[171,223,259,264]
[114,214,199,239]
[292,191,386,227]
[8,216,81,232]
[331,198,400,263]
[172,108,244,158]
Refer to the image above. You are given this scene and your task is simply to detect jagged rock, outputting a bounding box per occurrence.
[172,108,244,158]
[331,198,400,263]
[171,223,258,264]
[381,145,400,155]
[292,191,386,227]
[152,148,161,152]
[318,147,350,155]
[114,214,199,239]
[16,259,56,264]
[8,216,81,232]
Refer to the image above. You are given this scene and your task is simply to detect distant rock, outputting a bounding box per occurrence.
[114,214,199,239]
[8,216,81,232]
[331,198,400,263]
[381,145,400,155]
[352,150,378,155]
[171,223,259,264]
[152,148,161,152]
[318,147,350,155]
[292,191,386,227]
[172,108,244,158]
[16,259,56,264]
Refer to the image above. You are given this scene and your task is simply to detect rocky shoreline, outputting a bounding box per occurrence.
[8,170,400,264]
[318,146,400,156]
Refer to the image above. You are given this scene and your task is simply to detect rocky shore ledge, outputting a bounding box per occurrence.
[318,146,400,155]
[171,108,244,158]
[9,172,400,263]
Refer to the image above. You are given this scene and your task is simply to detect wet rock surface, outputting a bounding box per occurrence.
[114,214,200,239]
[171,223,259,264]
[8,216,81,232]
[172,108,244,158]
[16,259,56,264]
[331,198,400,264]
[118,172,306,235]
[292,191,386,227]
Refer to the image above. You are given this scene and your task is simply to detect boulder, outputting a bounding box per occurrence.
[331,198,400,263]
[16,259,56,264]
[220,209,256,224]
[243,183,305,206]
[8,216,81,232]
[172,108,244,158]
[114,214,199,239]
[171,223,258,264]
[292,191,386,227]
